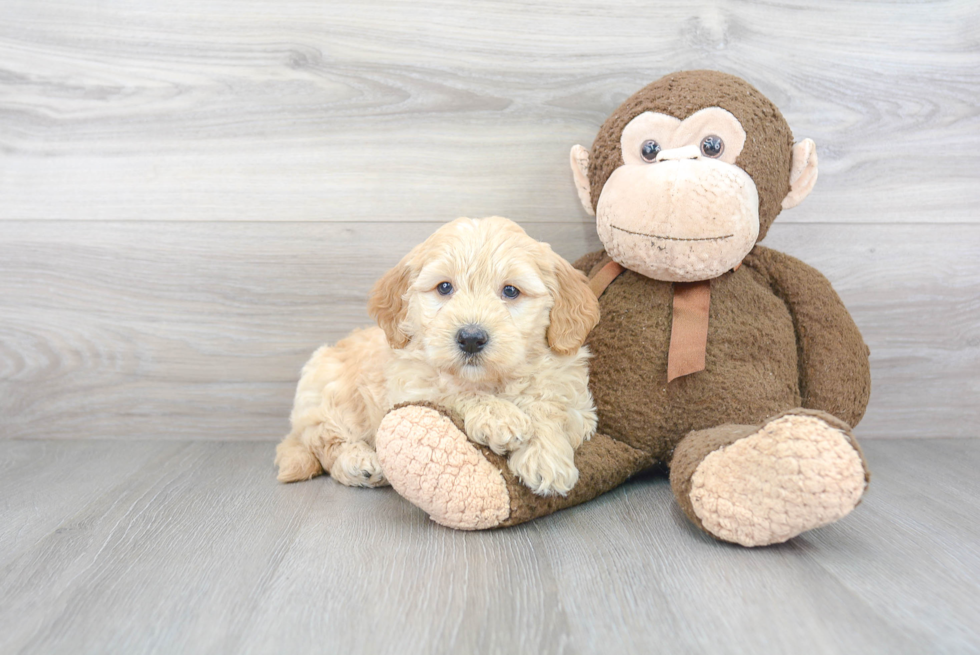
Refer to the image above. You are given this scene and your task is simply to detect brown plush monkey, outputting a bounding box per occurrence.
[375,71,871,546]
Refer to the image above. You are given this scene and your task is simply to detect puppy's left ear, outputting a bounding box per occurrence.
[368,262,412,349]
[546,255,600,356]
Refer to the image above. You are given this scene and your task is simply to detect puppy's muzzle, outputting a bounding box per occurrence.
[456,325,489,355]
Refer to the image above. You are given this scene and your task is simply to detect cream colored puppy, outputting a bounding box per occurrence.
[275,217,600,496]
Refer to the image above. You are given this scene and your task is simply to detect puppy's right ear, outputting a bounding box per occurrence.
[368,263,412,349]
[546,255,600,356]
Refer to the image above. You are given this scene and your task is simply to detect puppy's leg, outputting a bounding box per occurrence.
[278,420,387,488]
[275,421,346,484]
[293,412,388,489]
[506,355,598,496]
[508,403,580,496]
[276,327,391,487]
[330,441,386,487]
[275,433,323,483]
[455,395,533,455]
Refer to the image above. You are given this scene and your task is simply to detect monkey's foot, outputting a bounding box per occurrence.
[678,411,869,547]
[375,405,511,530]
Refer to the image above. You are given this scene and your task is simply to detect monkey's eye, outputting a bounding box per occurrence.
[502,285,521,299]
[640,140,661,163]
[700,135,724,158]
[436,281,454,296]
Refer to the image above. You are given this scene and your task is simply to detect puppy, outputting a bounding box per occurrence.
[275,217,600,496]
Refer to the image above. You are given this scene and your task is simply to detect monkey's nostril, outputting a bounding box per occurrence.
[456,326,489,354]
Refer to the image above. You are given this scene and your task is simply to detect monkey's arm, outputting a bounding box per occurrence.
[742,245,871,427]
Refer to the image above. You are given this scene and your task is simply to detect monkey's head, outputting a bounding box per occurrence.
[571,70,818,282]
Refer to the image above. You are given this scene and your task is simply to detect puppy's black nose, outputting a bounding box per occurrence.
[456,326,489,354]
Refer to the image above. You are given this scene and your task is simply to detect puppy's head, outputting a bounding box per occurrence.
[368,217,599,382]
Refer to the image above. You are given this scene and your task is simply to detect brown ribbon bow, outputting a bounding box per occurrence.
[665,281,711,382]
[588,257,735,383]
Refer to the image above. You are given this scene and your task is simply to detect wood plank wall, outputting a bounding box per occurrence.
[1,0,978,440]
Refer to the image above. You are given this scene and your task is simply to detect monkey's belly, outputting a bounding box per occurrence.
[586,267,800,461]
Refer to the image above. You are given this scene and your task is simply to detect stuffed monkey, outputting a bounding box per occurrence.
[375,71,871,547]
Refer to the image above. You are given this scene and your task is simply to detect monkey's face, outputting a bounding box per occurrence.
[571,72,818,282]
[595,107,759,282]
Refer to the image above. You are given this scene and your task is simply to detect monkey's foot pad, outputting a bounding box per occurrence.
[376,405,511,530]
[690,414,867,547]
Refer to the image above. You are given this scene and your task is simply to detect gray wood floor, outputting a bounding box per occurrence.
[1,438,978,655]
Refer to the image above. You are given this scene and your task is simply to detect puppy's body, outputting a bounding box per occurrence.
[276,217,600,496]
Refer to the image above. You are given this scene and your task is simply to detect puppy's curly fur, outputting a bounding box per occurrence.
[275,217,600,496]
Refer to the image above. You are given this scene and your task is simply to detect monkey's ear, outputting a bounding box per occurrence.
[547,254,600,356]
[781,138,819,210]
[367,263,412,349]
[569,145,596,217]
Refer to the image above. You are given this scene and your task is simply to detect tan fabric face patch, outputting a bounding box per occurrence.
[620,111,682,164]
[670,107,747,166]
[689,414,867,547]
[620,108,746,167]
[596,159,759,282]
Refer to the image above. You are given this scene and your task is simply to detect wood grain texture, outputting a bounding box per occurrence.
[1,0,978,443]
[1,220,976,441]
[0,0,977,224]
[0,438,977,654]
[0,440,184,567]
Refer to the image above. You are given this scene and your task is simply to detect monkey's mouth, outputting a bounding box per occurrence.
[611,225,734,242]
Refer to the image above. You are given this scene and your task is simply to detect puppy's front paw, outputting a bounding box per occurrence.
[329,441,388,488]
[464,399,533,455]
[508,440,579,497]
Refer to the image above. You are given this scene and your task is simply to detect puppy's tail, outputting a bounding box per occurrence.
[275,434,323,483]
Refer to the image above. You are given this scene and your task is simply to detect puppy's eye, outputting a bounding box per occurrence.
[436,281,453,296]
[640,140,661,163]
[502,285,520,299]
[700,135,724,158]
